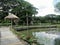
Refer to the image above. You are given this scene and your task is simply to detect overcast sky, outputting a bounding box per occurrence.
[25,0,60,16]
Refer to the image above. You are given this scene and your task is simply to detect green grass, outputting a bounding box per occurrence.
[12,28,50,45]
[12,23,60,37]
[12,27,60,40]
[14,23,60,28]
[12,28,52,38]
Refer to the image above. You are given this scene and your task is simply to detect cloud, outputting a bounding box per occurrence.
[25,0,60,16]
[25,0,53,8]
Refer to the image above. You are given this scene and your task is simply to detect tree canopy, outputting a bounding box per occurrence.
[0,0,38,25]
[55,2,60,12]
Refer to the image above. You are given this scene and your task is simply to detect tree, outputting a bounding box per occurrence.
[55,15,60,23]
[0,0,38,25]
[11,0,38,25]
[0,0,20,23]
[55,2,60,12]
[0,0,20,12]
[45,14,56,23]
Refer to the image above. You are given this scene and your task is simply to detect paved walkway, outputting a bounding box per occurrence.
[0,27,26,45]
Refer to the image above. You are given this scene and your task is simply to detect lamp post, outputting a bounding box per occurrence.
[26,12,29,36]
[22,6,29,35]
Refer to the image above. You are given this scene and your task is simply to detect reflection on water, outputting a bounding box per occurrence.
[33,31,60,45]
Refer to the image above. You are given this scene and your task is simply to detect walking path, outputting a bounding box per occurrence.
[0,26,26,45]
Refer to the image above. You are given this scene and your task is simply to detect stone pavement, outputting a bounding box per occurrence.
[0,26,26,45]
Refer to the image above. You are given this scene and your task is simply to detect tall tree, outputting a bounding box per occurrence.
[0,0,20,23]
[45,14,56,23]
[55,15,60,23]
[11,0,38,25]
[0,0,38,25]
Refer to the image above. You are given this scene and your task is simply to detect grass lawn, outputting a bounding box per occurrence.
[12,28,51,37]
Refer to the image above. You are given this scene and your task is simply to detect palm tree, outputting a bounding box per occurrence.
[11,0,38,25]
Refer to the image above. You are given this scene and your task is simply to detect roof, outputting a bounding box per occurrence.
[5,13,19,19]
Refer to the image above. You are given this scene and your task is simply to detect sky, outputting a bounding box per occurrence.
[25,0,60,16]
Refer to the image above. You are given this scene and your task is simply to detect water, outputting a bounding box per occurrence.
[33,32,60,45]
